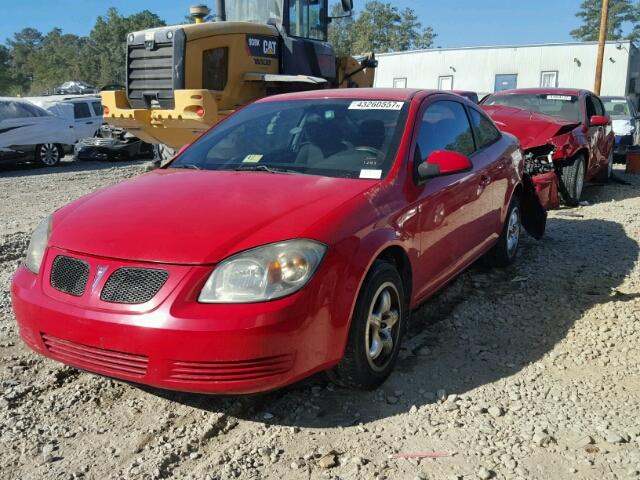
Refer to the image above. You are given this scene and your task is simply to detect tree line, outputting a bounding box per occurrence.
[0,1,638,97]
[0,8,164,96]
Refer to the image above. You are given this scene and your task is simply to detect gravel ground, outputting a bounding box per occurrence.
[0,159,639,480]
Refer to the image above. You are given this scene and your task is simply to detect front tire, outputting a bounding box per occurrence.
[559,154,586,205]
[35,143,62,167]
[485,196,521,268]
[328,260,407,390]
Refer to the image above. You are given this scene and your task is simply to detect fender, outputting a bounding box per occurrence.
[323,227,411,364]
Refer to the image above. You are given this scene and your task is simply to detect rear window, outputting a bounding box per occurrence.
[92,101,103,116]
[602,98,632,117]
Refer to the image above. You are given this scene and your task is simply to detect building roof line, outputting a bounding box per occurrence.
[376,40,636,57]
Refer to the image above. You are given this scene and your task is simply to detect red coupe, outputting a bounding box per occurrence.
[481,88,615,207]
[12,89,543,394]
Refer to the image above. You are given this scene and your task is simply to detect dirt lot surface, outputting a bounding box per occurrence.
[1,159,639,480]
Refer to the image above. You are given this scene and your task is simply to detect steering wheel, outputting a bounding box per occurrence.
[355,146,385,158]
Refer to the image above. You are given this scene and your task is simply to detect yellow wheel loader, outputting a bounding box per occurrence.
[101,0,376,159]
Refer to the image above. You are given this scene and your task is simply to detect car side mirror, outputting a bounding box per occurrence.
[417,150,473,182]
[590,115,609,127]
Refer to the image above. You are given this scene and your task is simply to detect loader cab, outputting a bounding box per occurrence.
[225,0,352,81]
[281,0,350,80]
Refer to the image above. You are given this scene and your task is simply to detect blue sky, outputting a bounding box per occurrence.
[1,1,586,48]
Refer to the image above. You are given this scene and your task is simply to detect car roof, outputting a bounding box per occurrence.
[257,88,432,103]
[490,87,589,97]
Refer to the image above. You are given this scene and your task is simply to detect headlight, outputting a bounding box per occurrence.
[199,240,327,303]
[25,216,52,274]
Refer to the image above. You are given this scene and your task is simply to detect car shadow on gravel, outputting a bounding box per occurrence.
[0,158,152,178]
[141,217,639,428]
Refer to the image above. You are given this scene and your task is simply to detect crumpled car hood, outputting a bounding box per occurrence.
[482,105,580,150]
[51,169,377,264]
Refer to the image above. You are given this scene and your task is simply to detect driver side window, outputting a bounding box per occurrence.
[415,100,475,162]
[288,0,326,40]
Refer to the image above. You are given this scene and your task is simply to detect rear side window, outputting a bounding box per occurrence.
[469,108,501,149]
[92,101,103,116]
[203,48,229,91]
[73,102,91,119]
[416,100,475,160]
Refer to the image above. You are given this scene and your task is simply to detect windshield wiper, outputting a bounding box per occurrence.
[234,165,299,175]
[171,164,201,170]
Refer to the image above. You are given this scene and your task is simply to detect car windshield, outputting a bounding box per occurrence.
[226,0,284,24]
[484,93,581,122]
[601,97,632,117]
[170,99,408,179]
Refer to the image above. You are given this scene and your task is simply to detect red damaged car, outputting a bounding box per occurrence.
[481,88,615,207]
[12,89,544,394]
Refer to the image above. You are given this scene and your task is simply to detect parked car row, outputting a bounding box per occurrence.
[6,86,627,395]
[0,95,152,167]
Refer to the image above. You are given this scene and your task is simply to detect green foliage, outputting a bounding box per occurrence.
[82,8,165,87]
[328,1,436,56]
[0,45,11,95]
[2,8,164,95]
[570,0,640,42]
[6,27,43,94]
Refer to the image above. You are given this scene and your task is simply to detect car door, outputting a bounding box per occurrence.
[467,106,509,241]
[584,94,607,177]
[410,98,489,299]
[73,101,99,140]
[593,95,613,167]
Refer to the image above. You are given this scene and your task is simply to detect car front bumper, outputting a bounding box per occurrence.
[614,134,635,154]
[11,250,336,394]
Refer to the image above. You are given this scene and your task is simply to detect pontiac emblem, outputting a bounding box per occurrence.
[92,265,109,293]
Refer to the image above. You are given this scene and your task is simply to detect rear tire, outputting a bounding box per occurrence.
[559,154,586,205]
[328,260,407,390]
[35,143,62,167]
[485,196,521,268]
[595,150,613,182]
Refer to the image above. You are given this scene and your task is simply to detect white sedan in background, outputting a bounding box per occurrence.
[0,97,75,167]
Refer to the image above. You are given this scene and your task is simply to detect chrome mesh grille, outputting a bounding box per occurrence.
[101,268,169,304]
[50,256,89,296]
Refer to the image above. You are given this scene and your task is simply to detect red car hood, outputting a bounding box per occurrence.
[482,105,580,150]
[51,169,377,264]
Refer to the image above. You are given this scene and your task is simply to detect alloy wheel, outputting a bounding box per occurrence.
[365,282,401,372]
[575,159,585,200]
[40,144,60,166]
[506,206,521,258]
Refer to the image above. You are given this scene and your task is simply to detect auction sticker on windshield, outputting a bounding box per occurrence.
[349,101,404,110]
[359,169,383,179]
[243,154,263,163]
[546,95,573,101]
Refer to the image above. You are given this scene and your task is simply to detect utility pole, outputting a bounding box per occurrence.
[594,0,610,95]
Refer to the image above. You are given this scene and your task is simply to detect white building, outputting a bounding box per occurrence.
[374,41,640,102]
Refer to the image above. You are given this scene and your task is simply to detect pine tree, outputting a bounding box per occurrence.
[571,0,640,42]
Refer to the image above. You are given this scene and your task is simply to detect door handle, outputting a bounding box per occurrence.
[85,121,93,125]
[480,175,492,187]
